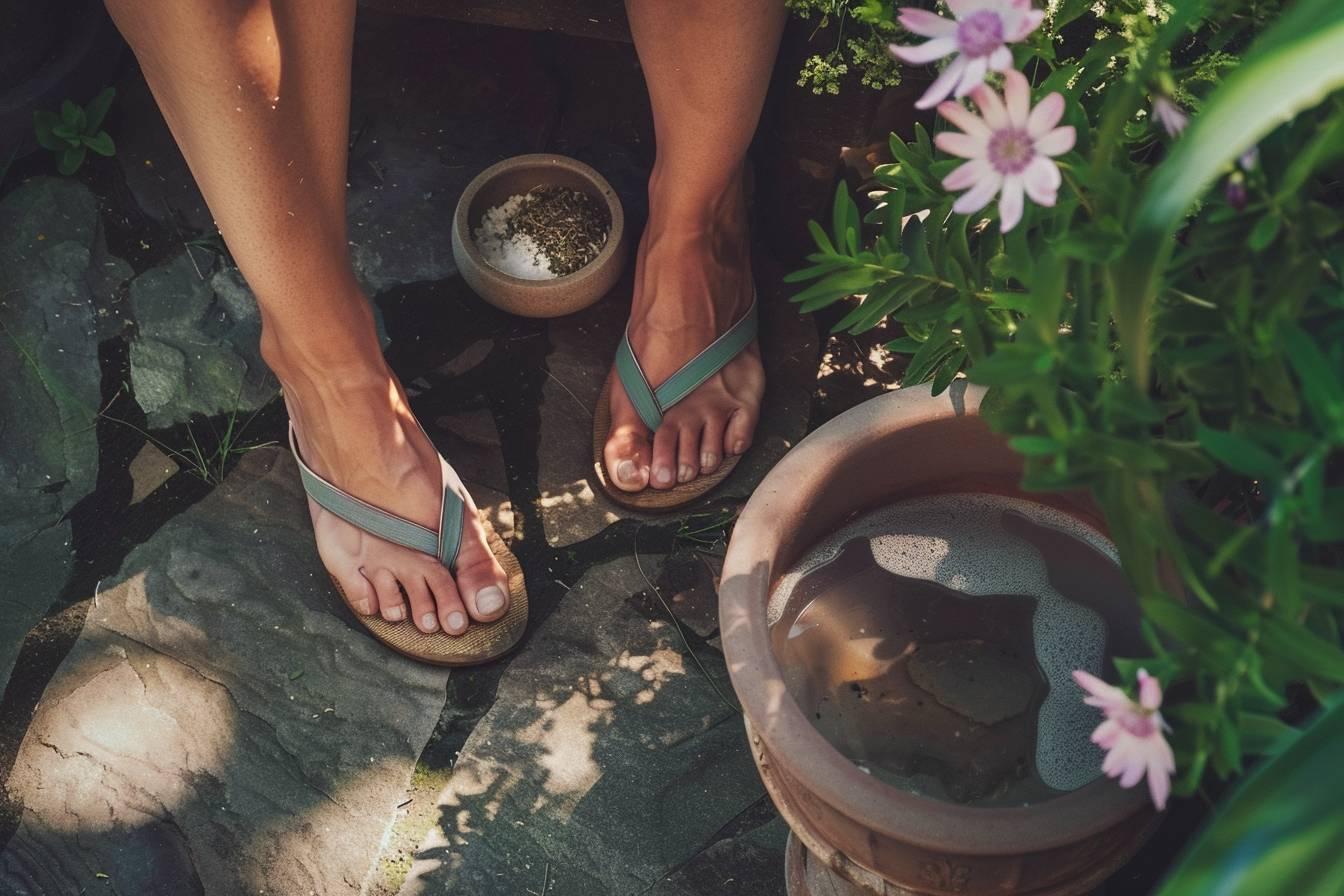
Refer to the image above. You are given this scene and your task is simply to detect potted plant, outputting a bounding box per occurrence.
[722,0,1344,891]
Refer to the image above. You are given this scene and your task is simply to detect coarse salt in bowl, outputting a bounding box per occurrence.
[452,154,628,318]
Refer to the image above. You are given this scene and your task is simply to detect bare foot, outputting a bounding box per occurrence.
[269,332,510,636]
[603,168,764,491]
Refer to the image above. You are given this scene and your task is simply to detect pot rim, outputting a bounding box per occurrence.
[451,153,625,291]
[719,382,1152,857]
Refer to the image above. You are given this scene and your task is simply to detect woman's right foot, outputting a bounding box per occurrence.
[268,343,510,637]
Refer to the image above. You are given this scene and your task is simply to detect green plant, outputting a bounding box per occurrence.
[788,0,902,94]
[34,87,117,175]
[788,0,1344,810]
[1155,692,1344,896]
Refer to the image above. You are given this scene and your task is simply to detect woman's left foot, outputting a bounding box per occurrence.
[603,169,765,491]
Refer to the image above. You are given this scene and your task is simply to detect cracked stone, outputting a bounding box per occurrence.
[0,176,124,693]
[396,556,762,896]
[127,253,278,428]
[0,448,453,896]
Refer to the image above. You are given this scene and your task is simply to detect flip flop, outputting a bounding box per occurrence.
[289,424,528,666]
[593,294,759,512]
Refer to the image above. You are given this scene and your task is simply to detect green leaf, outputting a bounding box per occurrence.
[1282,325,1344,436]
[1238,713,1300,757]
[903,321,956,385]
[1195,426,1283,480]
[84,87,116,132]
[57,145,86,176]
[82,131,115,157]
[1008,436,1061,457]
[1156,696,1344,896]
[929,349,965,395]
[1248,212,1282,251]
[32,110,66,152]
[831,181,862,255]
[1260,616,1344,683]
[807,220,836,255]
[1109,0,1344,386]
[1050,219,1125,263]
[60,99,84,130]
[789,268,885,312]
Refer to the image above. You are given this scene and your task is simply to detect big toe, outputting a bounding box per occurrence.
[604,423,652,492]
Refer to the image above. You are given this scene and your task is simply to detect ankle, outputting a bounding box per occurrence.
[647,162,747,229]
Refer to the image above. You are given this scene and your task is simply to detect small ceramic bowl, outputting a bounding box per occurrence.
[451,153,628,318]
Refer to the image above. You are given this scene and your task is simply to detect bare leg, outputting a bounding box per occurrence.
[104,0,509,634]
[606,0,785,491]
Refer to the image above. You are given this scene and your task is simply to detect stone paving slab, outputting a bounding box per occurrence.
[399,556,765,896]
[0,449,452,896]
[0,177,125,695]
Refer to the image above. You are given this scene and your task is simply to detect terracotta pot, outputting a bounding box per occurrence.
[451,153,628,318]
[719,382,1157,896]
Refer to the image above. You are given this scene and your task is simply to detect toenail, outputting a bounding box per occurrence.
[386,605,404,622]
[354,599,372,615]
[421,613,439,631]
[701,452,717,470]
[616,459,638,483]
[678,464,695,483]
[655,466,673,485]
[446,611,466,632]
[476,586,505,615]
[733,440,746,455]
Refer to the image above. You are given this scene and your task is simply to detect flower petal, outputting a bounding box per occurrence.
[1022,155,1060,205]
[947,0,991,16]
[934,130,988,159]
[1006,7,1045,41]
[915,55,969,109]
[891,36,958,65]
[1138,669,1163,711]
[951,170,1003,215]
[1035,125,1076,156]
[998,175,1024,232]
[1027,92,1065,137]
[1003,69,1030,128]
[898,7,957,37]
[970,78,1008,129]
[1118,752,1146,789]
[942,158,992,191]
[1147,760,1171,810]
[937,100,991,138]
[954,56,990,99]
[989,45,1013,72]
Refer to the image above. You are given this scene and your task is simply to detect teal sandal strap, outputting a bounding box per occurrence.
[615,295,759,431]
[288,424,465,570]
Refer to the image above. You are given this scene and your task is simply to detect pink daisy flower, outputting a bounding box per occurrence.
[933,69,1075,232]
[889,0,1046,109]
[1073,668,1176,811]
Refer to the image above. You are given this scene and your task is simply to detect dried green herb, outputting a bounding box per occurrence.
[509,186,610,276]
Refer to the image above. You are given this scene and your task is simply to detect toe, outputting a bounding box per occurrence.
[369,568,403,620]
[700,416,725,474]
[380,584,407,623]
[425,565,469,635]
[334,567,377,616]
[724,405,757,457]
[403,574,437,632]
[676,421,703,483]
[454,517,510,622]
[650,423,679,489]
[604,422,652,492]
